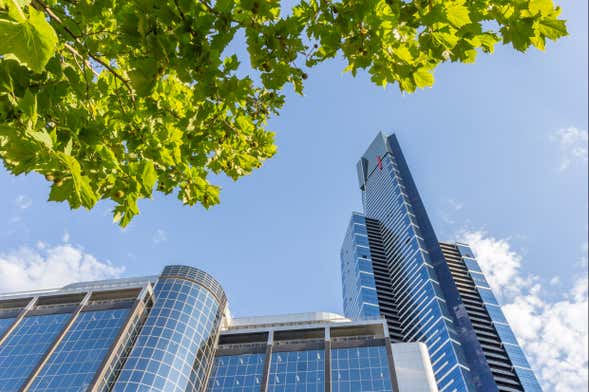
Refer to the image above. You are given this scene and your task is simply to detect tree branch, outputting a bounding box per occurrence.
[33,0,135,102]
[63,43,99,77]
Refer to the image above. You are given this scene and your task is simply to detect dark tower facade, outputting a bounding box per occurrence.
[341,133,541,392]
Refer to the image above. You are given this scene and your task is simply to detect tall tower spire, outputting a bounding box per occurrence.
[341,133,542,391]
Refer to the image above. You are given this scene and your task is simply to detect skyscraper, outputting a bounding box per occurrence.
[341,133,541,392]
[0,264,439,391]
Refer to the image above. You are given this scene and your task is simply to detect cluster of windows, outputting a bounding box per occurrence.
[268,350,324,392]
[458,244,542,391]
[331,346,392,392]
[206,344,397,392]
[356,145,473,392]
[28,307,131,391]
[341,213,381,320]
[94,303,151,391]
[0,312,72,391]
[207,353,264,391]
[112,277,222,392]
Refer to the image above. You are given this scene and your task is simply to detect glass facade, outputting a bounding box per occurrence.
[348,133,474,391]
[331,346,392,392]
[112,266,226,392]
[207,321,399,392]
[341,212,381,320]
[0,312,72,391]
[28,307,131,392]
[268,350,325,392]
[0,317,15,337]
[457,244,542,391]
[207,353,265,391]
[343,132,542,392]
[0,265,229,392]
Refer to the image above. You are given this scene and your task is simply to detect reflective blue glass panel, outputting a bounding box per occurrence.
[207,354,265,391]
[514,368,543,391]
[28,307,130,391]
[484,304,507,324]
[456,245,475,259]
[112,278,222,392]
[268,350,324,392]
[494,324,518,346]
[477,288,498,305]
[0,312,71,391]
[462,259,482,273]
[331,346,392,392]
[436,365,471,392]
[468,272,490,289]
[0,317,15,337]
[341,213,381,320]
[503,345,531,369]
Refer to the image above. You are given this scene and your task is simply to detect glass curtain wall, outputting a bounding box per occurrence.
[28,307,131,392]
[112,266,226,392]
[207,353,265,391]
[0,312,72,391]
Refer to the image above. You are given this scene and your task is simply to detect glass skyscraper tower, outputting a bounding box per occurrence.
[341,133,542,392]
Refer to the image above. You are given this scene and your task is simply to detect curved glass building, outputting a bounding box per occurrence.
[0,265,227,392]
[112,265,227,392]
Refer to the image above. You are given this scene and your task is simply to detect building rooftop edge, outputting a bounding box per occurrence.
[225,311,357,330]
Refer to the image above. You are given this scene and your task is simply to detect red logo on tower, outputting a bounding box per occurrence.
[376,155,383,170]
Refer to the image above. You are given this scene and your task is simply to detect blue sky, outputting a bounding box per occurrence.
[0,2,587,388]
[1,0,586,313]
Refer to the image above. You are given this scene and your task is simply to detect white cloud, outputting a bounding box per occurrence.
[62,231,70,243]
[460,230,588,392]
[551,127,588,171]
[15,195,32,209]
[440,199,464,225]
[0,244,124,293]
[152,229,167,245]
[448,199,463,211]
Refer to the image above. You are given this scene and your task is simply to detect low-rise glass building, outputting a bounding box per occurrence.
[0,267,437,392]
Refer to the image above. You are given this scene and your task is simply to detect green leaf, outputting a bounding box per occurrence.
[478,34,499,53]
[505,19,535,51]
[56,153,97,209]
[413,68,434,88]
[6,0,27,23]
[49,178,74,203]
[432,32,460,49]
[77,175,97,208]
[0,124,16,137]
[394,46,414,63]
[27,130,53,148]
[537,17,568,40]
[530,36,545,50]
[0,0,569,226]
[0,6,58,73]
[128,57,159,96]
[446,4,471,28]
[529,0,554,16]
[18,89,37,128]
[140,160,157,195]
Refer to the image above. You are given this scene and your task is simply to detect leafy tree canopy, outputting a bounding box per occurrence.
[0,0,567,226]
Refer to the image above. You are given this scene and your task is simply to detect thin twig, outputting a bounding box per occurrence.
[33,0,135,102]
[63,43,99,77]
